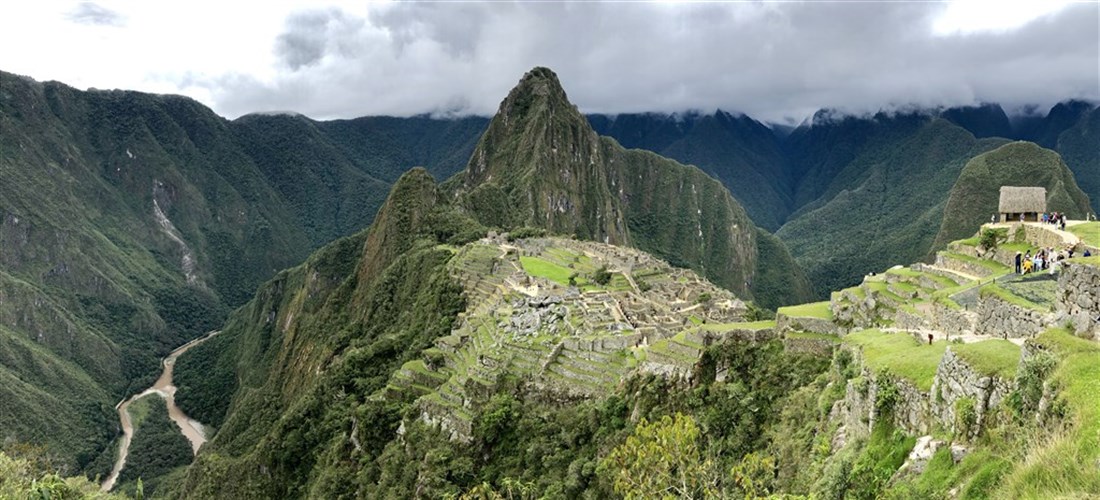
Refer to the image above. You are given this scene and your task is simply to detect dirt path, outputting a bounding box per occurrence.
[100,330,220,492]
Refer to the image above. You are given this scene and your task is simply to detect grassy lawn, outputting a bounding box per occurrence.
[844,329,946,391]
[519,256,575,286]
[951,340,1020,379]
[1067,222,1100,247]
[778,301,834,320]
[701,320,777,332]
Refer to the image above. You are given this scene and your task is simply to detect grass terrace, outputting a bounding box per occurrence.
[979,283,1050,312]
[844,329,946,391]
[778,301,834,320]
[950,341,1020,379]
[943,252,1012,275]
[701,320,777,332]
[1067,255,1100,266]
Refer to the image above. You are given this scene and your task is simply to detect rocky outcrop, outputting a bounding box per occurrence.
[1056,261,1100,340]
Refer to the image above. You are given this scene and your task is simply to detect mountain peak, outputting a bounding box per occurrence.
[493,66,577,127]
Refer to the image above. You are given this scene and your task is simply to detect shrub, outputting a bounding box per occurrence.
[954,397,977,440]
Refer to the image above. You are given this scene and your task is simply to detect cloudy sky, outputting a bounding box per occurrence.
[2,1,1097,123]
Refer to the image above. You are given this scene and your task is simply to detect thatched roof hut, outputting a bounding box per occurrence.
[999,186,1046,222]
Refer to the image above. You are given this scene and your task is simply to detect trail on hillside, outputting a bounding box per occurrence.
[100,330,220,492]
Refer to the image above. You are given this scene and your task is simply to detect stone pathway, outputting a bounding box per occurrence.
[877,327,1025,346]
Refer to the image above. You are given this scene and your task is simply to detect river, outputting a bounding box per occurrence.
[100,330,219,492]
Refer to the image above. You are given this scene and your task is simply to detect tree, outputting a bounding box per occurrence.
[731,452,777,499]
[591,265,612,286]
[597,413,718,499]
[978,228,1006,252]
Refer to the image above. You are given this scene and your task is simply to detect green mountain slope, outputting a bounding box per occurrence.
[0,70,483,475]
[777,116,1007,296]
[1053,105,1100,214]
[589,111,793,231]
[933,141,1092,247]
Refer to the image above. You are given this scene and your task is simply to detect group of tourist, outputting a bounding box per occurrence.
[1015,246,1079,275]
[1042,211,1068,231]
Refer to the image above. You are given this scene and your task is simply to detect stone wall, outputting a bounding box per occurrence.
[974,294,1050,339]
[930,349,1013,439]
[777,313,844,336]
[928,303,975,339]
[782,337,836,356]
[1018,223,1073,250]
[1056,261,1100,340]
[935,253,993,278]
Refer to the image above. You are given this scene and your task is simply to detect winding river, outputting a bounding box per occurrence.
[100,330,219,492]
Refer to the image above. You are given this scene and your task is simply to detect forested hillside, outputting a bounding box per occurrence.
[0,70,483,476]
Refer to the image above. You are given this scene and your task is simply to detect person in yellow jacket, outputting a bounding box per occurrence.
[1022,258,1033,274]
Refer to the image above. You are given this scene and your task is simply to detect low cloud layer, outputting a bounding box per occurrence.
[70,2,1100,122]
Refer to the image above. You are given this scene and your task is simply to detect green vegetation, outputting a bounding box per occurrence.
[701,320,777,332]
[978,227,1007,251]
[0,447,128,499]
[843,329,945,391]
[518,256,574,286]
[951,341,1021,379]
[778,301,834,320]
[598,413,716,499]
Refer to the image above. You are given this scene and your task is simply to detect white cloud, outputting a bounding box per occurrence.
[1,1,1096,123]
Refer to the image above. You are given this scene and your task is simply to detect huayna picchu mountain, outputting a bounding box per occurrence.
[450,67,813,307]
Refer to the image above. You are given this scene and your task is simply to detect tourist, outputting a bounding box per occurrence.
[1023,258,1033,274]
[1015,251,1022,274]
[1085,249,1092,257]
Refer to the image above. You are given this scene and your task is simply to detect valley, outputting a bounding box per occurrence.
[101,330,219,492]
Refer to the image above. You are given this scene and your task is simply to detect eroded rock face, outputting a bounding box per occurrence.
[1057,261,1100,340]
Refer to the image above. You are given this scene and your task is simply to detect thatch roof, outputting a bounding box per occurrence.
[999,186,1046,213]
